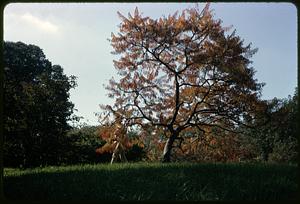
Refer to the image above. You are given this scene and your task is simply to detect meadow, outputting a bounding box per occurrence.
[3,162,298,201]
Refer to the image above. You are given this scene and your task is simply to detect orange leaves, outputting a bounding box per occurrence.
[101,4,263,162]
[96,109,146,157]
[146,69,158,81]
[100,128,112,140]
[181,87,195,99]
[96,142,116,154]
[134,7,139,18]
[110,3,224,79]
[117,11,128,22]
[114,57,136,70]
[175,12,187,31]
[173,129,245,162]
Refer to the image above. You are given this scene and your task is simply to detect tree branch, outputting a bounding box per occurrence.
[169,74,183,127]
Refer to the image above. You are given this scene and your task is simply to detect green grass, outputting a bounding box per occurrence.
[3,162,298,201]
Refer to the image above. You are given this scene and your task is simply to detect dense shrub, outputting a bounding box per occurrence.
[61,126,110,164]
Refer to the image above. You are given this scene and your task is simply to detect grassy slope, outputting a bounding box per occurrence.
[3,162,298,201]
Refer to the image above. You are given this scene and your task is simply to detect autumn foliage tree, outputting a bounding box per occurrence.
[172,127,256,162]
[99,4,265,162]
[96,112,131,163]
[96,110,145,163]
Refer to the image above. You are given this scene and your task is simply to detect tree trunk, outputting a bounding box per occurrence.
[110,142,128,164]
[110,142,119,164]
[162,135,176,163]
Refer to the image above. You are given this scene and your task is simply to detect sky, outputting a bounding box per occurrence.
[4,2,297,126]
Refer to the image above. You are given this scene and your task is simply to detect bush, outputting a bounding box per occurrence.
[60,126,109,165]
[126,144,146,162]
[269,137,298,163]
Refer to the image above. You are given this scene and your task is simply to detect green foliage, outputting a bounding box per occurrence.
[268,138,298,163]
[61,126,109,164]
[58,126,146,164]
[124,130,147,162]
[126,144,146,162]
[3,41,77,168]
[240,88,298,163]
[3,163,298,201]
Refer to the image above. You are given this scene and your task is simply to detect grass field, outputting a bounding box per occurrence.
[3,162,298,201]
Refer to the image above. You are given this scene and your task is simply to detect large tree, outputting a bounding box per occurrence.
[99,4,265,162]
[3,41,77,167]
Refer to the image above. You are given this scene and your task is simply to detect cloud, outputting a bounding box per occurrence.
[20,13,59,33]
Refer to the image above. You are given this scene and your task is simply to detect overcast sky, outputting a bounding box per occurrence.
[4,2,297,126]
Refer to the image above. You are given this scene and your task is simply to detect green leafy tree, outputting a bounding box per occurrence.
[243,88,298,163]
[99,4,265,162]
[62,125,107,164]
[3,41,77,167]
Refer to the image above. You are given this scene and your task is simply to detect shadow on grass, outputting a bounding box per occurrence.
[3,162,298,201]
